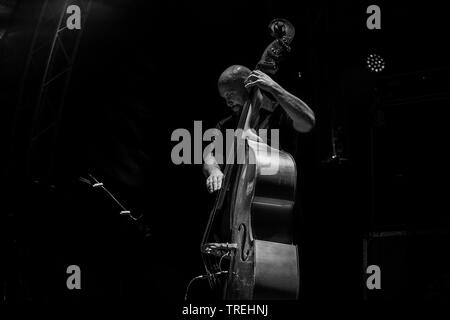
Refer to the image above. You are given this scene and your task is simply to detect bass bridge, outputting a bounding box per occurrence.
[201,242,237,257]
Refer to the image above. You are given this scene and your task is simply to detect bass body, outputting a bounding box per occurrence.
[224,139,299,299]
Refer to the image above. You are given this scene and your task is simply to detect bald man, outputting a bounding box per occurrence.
[203,65,315,193]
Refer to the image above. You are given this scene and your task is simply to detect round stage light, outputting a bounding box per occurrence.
[366,53,385,73]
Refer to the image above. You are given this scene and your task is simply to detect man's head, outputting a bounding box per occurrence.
[218,65,251,113]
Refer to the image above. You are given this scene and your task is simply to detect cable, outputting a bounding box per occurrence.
[184,275,207,301]
[86,173,143,221]
[219,252,229,272]
[184,271,228,301]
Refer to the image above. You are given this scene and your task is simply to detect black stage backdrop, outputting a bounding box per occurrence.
[2,0,450,307]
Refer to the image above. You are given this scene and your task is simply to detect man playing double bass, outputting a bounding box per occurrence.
[203,64,315,193]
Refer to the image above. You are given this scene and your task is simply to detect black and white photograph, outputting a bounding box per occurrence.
[1,0,450,316]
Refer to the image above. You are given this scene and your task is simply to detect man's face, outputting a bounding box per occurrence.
[220,87,247,114]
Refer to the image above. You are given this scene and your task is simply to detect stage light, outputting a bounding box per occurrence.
[366,53,385,73]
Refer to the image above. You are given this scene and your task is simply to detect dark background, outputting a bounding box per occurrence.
[1,0,450,306]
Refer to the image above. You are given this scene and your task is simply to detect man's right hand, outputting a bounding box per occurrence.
[206,169,224,193]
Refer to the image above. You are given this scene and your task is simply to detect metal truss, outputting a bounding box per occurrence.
[14,0,92,181]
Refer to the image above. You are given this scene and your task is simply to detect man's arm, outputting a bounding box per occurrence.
[244,70,315,132]
[269,83,315,132]
[203,117,263,193]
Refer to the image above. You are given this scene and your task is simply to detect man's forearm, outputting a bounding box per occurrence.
[270,84,315,132]
[203,163,221,177]
[203,154,221,177]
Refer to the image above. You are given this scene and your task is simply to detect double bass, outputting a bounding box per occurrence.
[201,18,299,300]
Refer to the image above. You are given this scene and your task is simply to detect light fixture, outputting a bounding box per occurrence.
[366,53,385,73]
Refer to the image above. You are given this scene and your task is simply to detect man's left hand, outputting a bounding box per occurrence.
[244,70,279,93]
